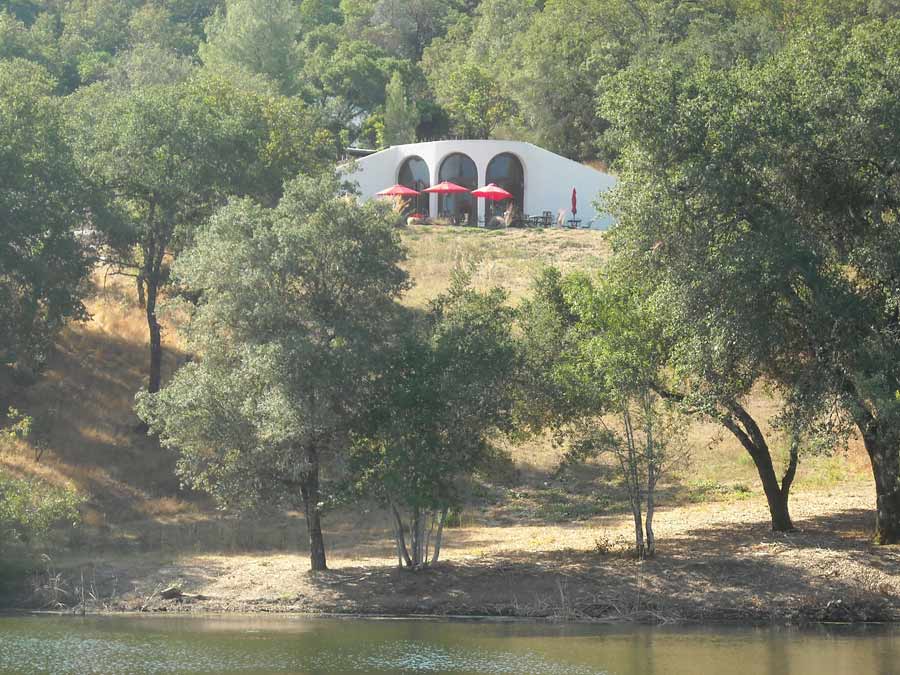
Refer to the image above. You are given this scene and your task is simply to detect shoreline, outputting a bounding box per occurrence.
[9,486,900,627]
[7,607,900,629]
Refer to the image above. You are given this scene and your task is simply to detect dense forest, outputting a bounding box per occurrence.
[3,0,900,598]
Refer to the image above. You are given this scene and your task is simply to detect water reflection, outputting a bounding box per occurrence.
[0,615,898,675]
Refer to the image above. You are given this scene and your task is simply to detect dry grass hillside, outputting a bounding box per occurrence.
[399,224,610,307]
[0,225,872,567]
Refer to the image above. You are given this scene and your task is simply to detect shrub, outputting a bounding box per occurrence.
[0,473,83,547]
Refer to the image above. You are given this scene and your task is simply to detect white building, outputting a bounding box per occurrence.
[344,139,617,229]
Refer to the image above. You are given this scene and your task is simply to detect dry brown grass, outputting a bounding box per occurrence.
[399,224,610,307]
[0,270,196,528]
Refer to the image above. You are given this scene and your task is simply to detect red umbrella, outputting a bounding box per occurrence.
[571,187,577,216]
[471,183,513,201]
[423,180,470,194]
[376,184,420,197]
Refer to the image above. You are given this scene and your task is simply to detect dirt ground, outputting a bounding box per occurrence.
[36,482,900,625]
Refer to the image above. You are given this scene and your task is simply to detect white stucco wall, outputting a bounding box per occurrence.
[343,140,617,229]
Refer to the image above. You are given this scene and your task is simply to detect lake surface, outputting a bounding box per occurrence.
[1,615,899,674]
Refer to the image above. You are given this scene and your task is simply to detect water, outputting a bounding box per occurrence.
[1,615,899,674]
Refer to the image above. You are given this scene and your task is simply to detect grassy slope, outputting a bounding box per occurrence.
[0,225,871,559]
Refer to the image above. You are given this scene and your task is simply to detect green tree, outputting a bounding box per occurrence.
[199,0,304,95]
[351,272,517,568]
[518,269,686,557]
[367,0,461,60]
[432,63,512,138]
[0,59,102,374]
[298,25,407,136]
[126,3,196,53]
[70,74,336,393]
[136,174,409,571]
[602,19,900,542]
[382,71,417,145]
[420,0,534,140]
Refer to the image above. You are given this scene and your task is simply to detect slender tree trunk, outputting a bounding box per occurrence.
[654,388,799,533]
[390,503,413,567]
[860,426,900,544]
[143,247,162,394]
[136,273,145,308]
[142,202,167,395]
[390,505,404,567]
[424,512,434,564]
[414,508,426,567]
[643,393,656,557]
[299,446,327,571]
[410,508,418,567]
[431,508,448,564]
[621,408,646,558]
[632,504,645,559]
[391,516,403,567]
[147,294,162,394]
[645,466,656,557]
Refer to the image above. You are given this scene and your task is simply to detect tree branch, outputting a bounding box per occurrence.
[781,435,799,495]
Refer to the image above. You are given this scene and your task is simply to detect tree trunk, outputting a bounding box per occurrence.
[142,202,166,395]
[147,304,162,394]
[632,504,645,559]
[431,508,448,564]
[423,512,433,564]
[655,388,799,533]
[722,403,794,531]
[390,503,413,567]
[752,449,794,532]
[413,508,426,567]
[861,427,900,544]
[299,446,327,571]
[645,472,656,558]
[643,392,656,557]
[136,273,145,308]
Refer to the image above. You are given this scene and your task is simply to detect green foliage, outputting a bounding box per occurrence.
[429,62,513,139]
[200,0,304,95]
[136,172,409,511]
[0,409,33,443]
[355,0,464,60]
[684,479,753,504]
[298,26,408,134]
[383,71,417,145]
[71,70,335,217]
[351,270,517,516]
[602,16,900,538]
[0,58,102,371]
[518,266,685,555]
[70,70,337,390]
[0,473,83,547]
[604,17,900,443]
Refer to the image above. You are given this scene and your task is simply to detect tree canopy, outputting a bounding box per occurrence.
[0,59,105,373]
[136,173,409,570]
[603,17,900,540]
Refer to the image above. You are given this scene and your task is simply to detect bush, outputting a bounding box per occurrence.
[0,472,83,547]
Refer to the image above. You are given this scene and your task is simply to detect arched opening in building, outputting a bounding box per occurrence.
[485,153,525,223]
[437,153,477,225]
[397,156,430,217]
